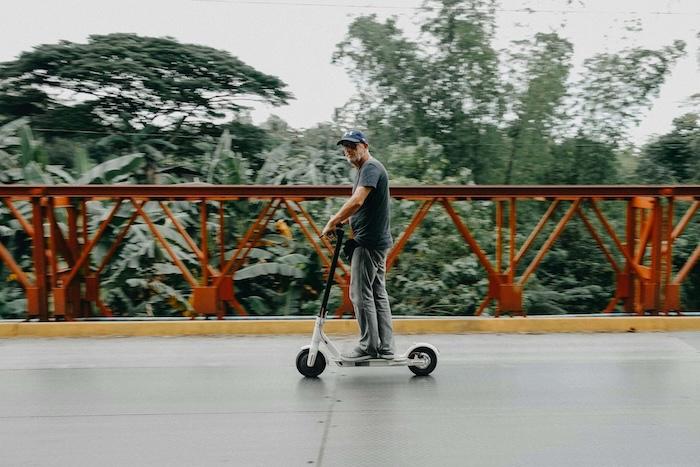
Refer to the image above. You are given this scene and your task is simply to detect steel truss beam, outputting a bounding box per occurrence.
[0,185,698,320]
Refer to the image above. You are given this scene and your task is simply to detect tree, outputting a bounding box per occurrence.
[333,15,426,142]
[543,135,620,185]
[0,33,291,158]
[333,1,507,182]
[334,1,688,184]
[419,0,502,126]
[503,33,573,184]
[0,33,290,126]
[637,113,700,183]
[383,137,449,183]
[0,118,28,180]
[575,41,687,144]
[253,121,351,186]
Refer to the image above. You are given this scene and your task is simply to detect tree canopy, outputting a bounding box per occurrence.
[0,33,291,133]
[0,2,697,318]
[333,0,687,184]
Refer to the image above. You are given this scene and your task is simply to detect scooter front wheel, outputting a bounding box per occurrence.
[296,348,326,377]
[408,346,438,376]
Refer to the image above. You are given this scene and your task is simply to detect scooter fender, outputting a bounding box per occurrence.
[302,344,328,367]
[306,317,325,366]
[401,342,440,359]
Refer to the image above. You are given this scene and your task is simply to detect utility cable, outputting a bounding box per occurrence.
[192,0,700,16]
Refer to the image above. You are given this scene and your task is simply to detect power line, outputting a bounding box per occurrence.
[194,0,416,9]
[192,0,700,16]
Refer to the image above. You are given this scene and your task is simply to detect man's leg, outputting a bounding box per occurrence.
[349,246,380,356]
[373,249,394,356]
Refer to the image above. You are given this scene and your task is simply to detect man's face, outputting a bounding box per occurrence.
[341,141,365,166]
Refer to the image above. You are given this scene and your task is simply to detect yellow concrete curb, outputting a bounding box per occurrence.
[1,317,700,338]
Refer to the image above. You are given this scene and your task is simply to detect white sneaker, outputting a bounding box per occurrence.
[342,347,373,361]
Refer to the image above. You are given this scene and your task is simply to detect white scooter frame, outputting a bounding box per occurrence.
[296,227,439,377]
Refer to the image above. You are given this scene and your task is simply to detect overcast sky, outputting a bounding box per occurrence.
[1,0,698,145]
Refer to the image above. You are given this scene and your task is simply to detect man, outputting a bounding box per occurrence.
[320,130,395,361]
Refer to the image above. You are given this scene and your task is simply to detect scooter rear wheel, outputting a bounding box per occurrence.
[296,348,326,377]
[408,346,437,376]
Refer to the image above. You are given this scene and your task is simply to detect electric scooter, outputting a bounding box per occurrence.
[296,227,439,377]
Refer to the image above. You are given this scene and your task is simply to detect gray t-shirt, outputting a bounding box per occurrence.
[350,157,393,250]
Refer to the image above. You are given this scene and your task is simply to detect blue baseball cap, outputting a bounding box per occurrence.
[337,129,368,145]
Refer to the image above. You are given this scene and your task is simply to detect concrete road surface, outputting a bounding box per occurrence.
[1,332,700,466]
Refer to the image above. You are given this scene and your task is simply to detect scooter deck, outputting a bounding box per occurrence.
[334,357,411,367]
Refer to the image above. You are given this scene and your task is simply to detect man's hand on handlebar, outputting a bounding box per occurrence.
[320,220,346,239]
[320,221,336,239]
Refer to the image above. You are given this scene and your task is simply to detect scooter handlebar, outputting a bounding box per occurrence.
[321,223,346,241]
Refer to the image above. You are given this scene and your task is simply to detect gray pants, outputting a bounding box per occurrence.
[350,246,394,355]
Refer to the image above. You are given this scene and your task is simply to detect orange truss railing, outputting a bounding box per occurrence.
[0,185,698,321]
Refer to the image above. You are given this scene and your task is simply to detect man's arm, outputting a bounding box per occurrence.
[321,186,372,237]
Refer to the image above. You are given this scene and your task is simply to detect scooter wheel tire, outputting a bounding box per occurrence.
[296,348,326,377]
[408,346,437,376]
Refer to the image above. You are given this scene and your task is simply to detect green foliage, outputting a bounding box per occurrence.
[333,1,686,184]
[524,221,616,315]
[544,136,620,184]
[673,224,700,310]
[0,10,698,318]
[0,33,291,130]
[637,113,700,183]
[92,202,204,317]
[0,34,290,182]
[577,41,687,144]
[199,130,248,185]
[333,2,506,181]
[234,234,311,316]
[254,122,351,185]
[384,137,448,183]
[504,33,573,184]
[0,118,29,174]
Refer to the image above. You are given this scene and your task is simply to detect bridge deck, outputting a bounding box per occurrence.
[2,333,699,466]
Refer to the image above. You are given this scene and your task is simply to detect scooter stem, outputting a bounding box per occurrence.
[318,227,344,320]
